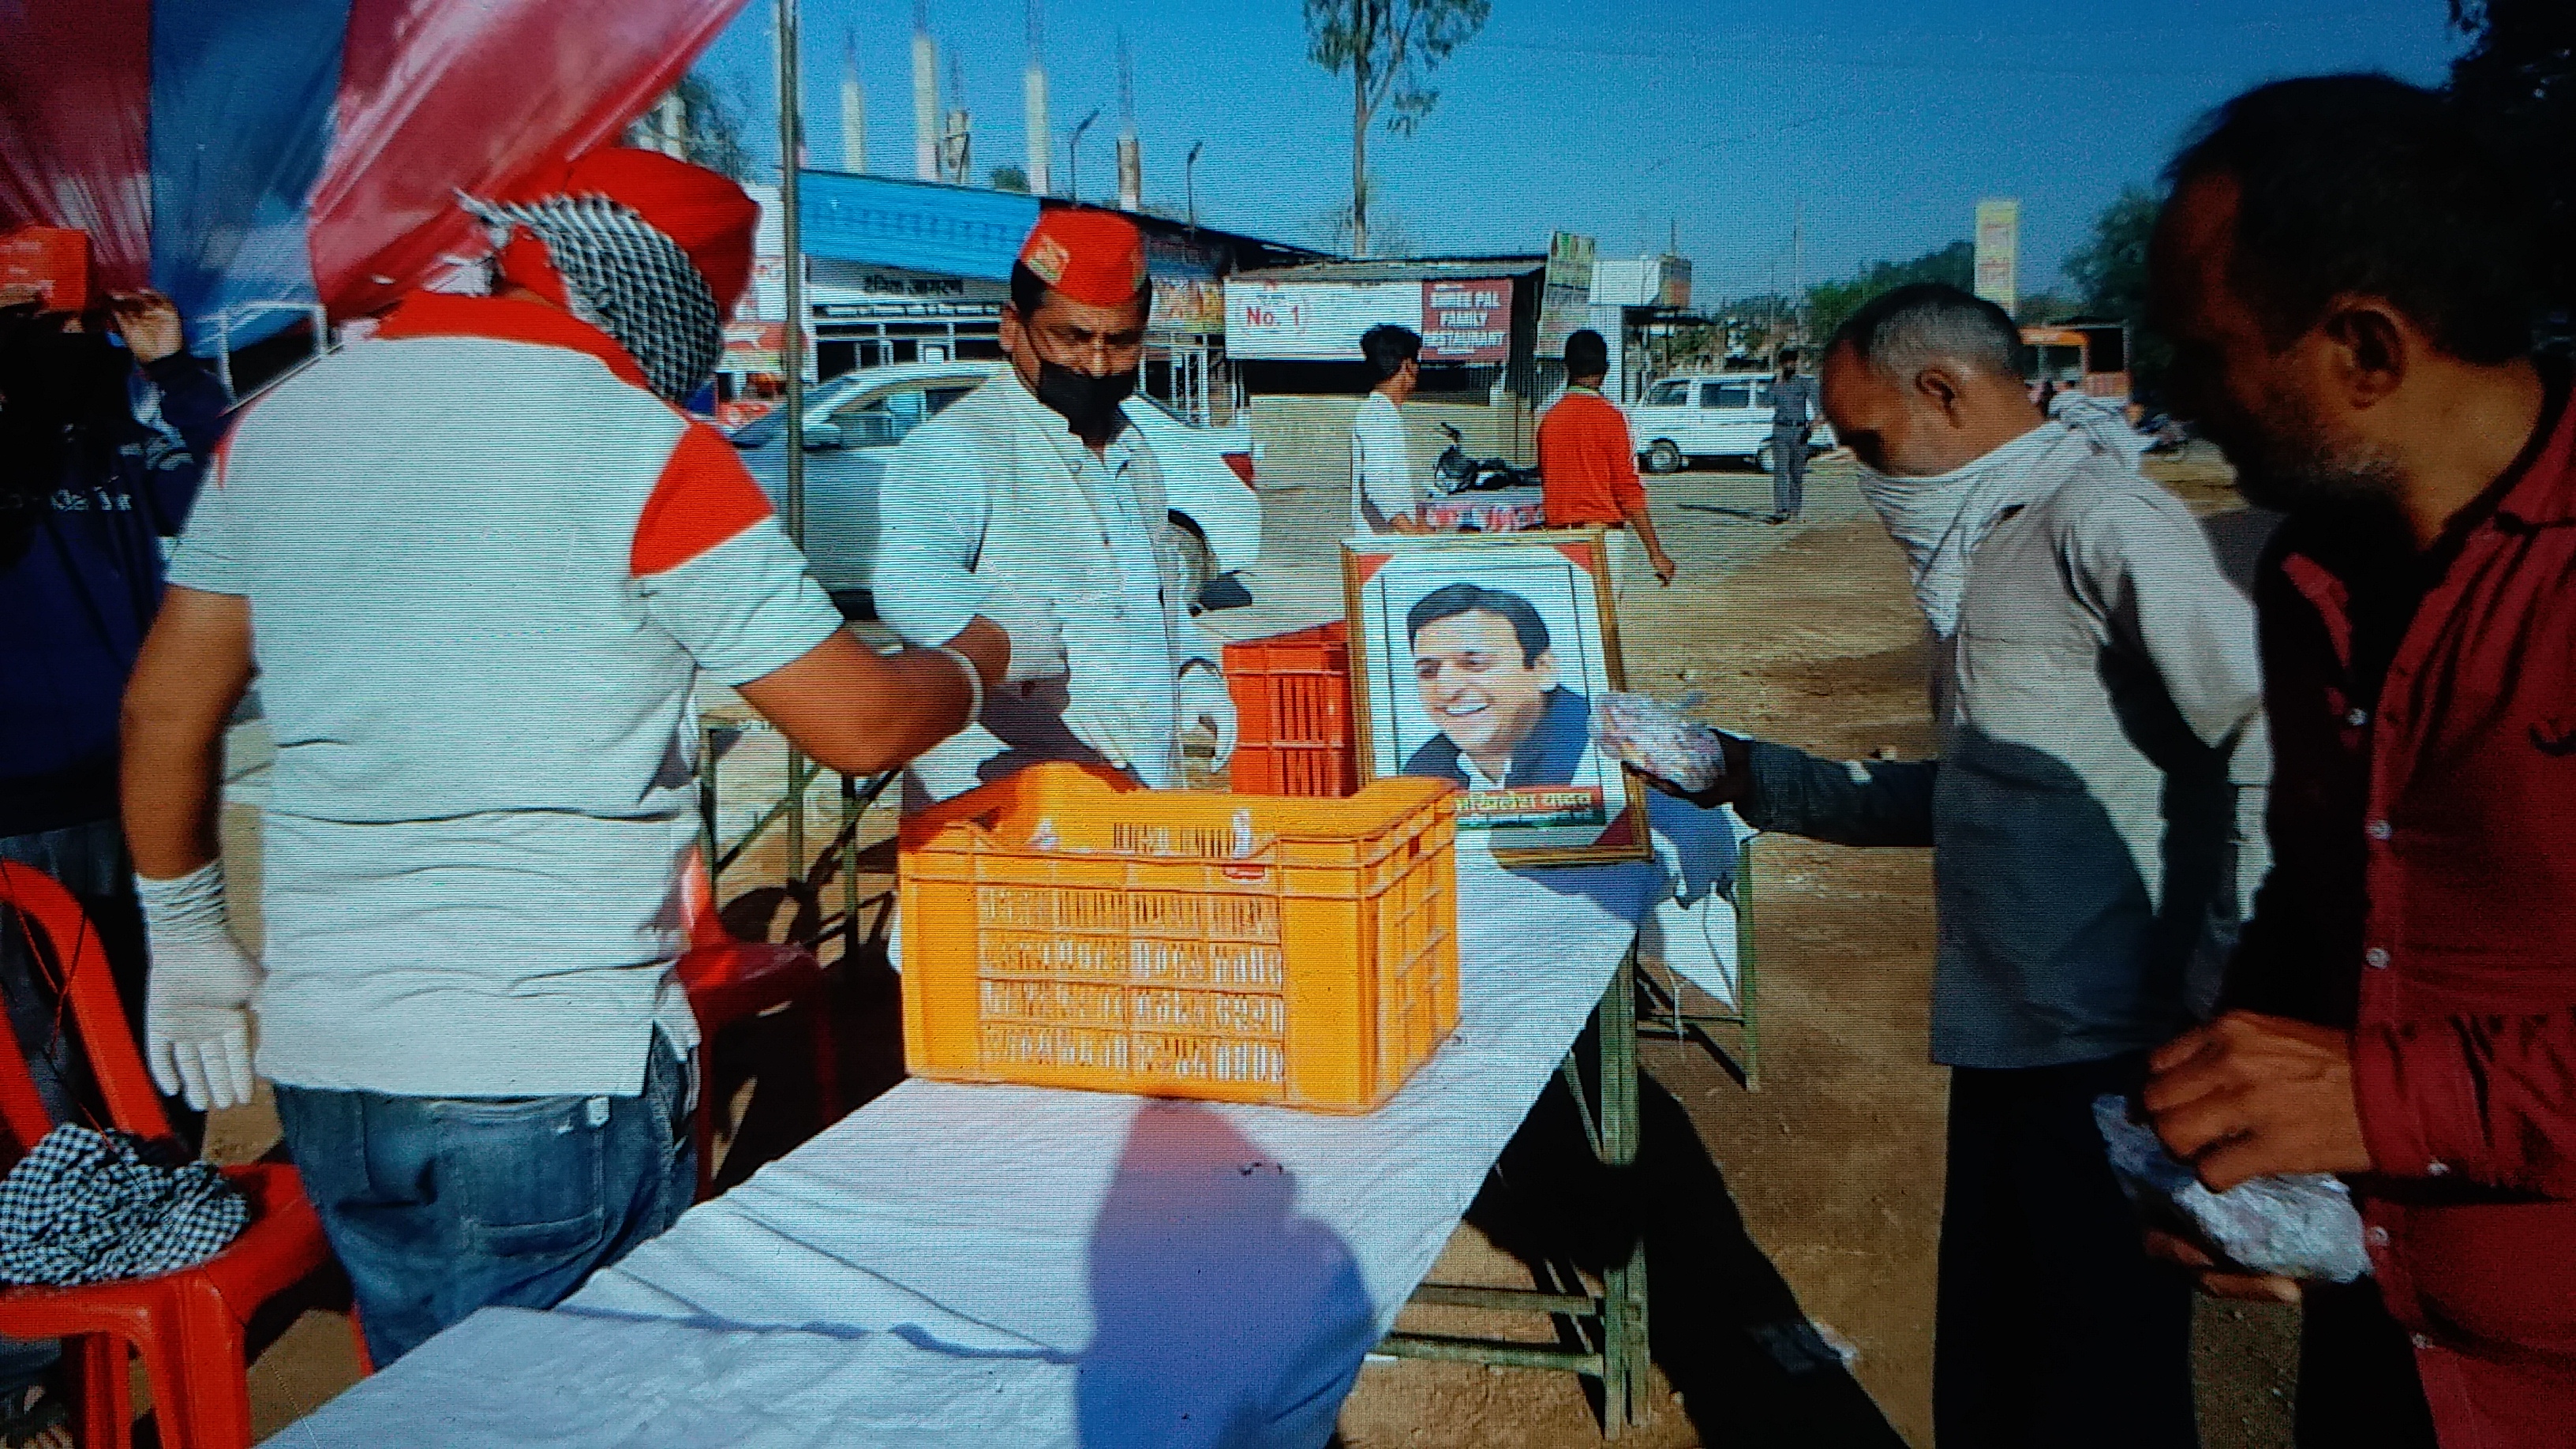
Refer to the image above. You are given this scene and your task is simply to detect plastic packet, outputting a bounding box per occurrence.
[1590,691,1728,792]
[2091,1095,2370,1283]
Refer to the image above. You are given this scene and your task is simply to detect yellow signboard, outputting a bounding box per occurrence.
[1974,198,2020,314]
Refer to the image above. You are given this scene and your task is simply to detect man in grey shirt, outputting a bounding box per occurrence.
[1662,285,2265,1446]
[1767,346,1820,522]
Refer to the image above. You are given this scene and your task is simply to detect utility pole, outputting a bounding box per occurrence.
[1068,106,1100,203]
[1114,28,1141,213]
[1792,202,1805,343]
[1023,0,1050,197]
[1185,140,1204,234]
[911,2,938,182]
[943,49,972,185]
[776,0,811,873]
[1350,0,1369,257]
[840,28,865,172]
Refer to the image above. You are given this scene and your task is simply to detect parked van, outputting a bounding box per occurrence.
[1624,373,1837,474]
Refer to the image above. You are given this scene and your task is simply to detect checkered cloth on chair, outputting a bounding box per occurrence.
[0,1125,246,1286]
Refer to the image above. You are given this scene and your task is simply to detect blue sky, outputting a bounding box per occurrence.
[697,0,2466,301]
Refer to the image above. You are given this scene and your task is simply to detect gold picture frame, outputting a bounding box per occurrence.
[1340,527,1652,867]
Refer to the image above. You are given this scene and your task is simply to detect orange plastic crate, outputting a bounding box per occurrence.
[1223,621,1359,798]
[898,762,1458,1112]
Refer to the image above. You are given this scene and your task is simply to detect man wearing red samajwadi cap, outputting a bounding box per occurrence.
[116,148,1062,1367]
[874,207,1236,804]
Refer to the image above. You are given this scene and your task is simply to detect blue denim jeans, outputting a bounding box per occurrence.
[273,1034,696,1368]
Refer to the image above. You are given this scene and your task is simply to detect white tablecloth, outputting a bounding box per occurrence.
[269,844,1660,1448]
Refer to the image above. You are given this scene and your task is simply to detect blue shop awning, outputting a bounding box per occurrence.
[797,170,1040,281]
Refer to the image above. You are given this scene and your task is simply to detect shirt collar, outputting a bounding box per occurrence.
[373,294,650,392]
[2488,358,2576,529]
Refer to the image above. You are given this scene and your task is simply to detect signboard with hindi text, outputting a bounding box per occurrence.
[1975,198,2020,314]
[1223,279,1425,360]
[1223,274,1522,362]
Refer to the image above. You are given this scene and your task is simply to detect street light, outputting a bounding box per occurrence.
[1185,140,1204,233]
[1067,107,1102,202]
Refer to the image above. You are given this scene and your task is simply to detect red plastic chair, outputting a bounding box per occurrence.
[0,861,335,1449]
[676,861,841,1202]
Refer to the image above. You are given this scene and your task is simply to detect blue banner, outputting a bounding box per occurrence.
[149,0,351,351]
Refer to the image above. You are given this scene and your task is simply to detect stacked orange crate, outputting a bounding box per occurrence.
[1222,621,1359,799]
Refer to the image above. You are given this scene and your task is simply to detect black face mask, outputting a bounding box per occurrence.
[1032,358,1136,440]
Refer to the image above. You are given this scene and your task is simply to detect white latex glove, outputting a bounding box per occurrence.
[1061,692,1155,770]
[975,582,1069,684]
[1178,664,1238,766]
[135,862,262,1111]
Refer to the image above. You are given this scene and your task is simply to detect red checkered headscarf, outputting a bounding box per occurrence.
[466,149,758,402]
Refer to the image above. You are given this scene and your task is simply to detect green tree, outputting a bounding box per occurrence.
[672,72,756,182]
[1303,0,1490,256]
[1803,240,1973,343]
[989,164,1030,193]
[2062,186,2170,398]
[2449,0,2575,324]
[2063,186,2155,324]
[2015,290,2074,325]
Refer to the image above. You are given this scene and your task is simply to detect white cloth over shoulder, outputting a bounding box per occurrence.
[1857,394,2150,639]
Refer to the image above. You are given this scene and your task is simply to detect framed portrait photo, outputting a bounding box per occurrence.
[1342,528,1651,866]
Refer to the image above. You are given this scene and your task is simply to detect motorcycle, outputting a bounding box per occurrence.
[1432,421,1541,494]
[2136,412,2193,457]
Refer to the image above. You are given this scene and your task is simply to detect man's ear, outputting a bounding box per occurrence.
[1911,365,1970,425]
[1530,648,1559,691]
[2319,299,2409,410]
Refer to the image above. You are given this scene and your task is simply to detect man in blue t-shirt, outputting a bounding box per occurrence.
[0,283,223,1444]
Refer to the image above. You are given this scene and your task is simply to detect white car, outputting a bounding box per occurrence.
[729,361,1261,614]
[1623,373,1837,474]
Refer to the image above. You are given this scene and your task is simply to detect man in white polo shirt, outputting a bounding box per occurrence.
[116,148,1058,1366]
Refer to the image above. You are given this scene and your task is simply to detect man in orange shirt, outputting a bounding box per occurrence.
[1538,328,1676,596]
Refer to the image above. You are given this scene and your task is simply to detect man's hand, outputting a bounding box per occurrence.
[107,290,185,365]
[136,863,262,1112]
[1634,729,1751,807]
[2144,1011,2373,1193]
[2142,1227,2304,1305]
[1649,546,1678,586]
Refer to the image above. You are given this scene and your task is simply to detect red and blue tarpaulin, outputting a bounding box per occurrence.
[0,0,747,353]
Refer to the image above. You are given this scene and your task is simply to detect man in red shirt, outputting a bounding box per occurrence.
[1538,328,1675,594]
[2140,75,2574,1445]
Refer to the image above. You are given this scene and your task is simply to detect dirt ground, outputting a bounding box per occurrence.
[1327,446,2301,1448]
[215,445,2302,1444]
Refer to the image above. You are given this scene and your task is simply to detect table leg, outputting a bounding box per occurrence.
[1598,949,1649,1436]
[698,724,722,892]
[841,772,859,960]
[1382,950,1654,1439]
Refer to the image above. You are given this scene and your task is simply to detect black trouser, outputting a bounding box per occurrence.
[1934,1051,2196,1448]
[1769,426,1808,518]
[2295,1279,2436,1447]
